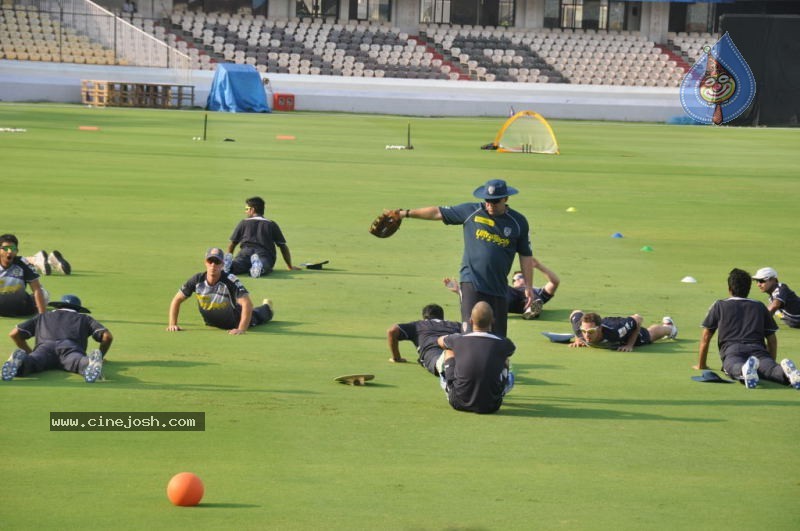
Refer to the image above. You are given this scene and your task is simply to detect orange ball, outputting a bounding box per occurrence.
[167,472,204,506]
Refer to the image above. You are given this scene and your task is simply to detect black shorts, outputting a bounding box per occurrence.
[418,348,443,376]
[460,282,509,337]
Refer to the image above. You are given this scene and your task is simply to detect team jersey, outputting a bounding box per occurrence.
[180,271,249,330]
[16,309,107,352]
[701,297,778,358]
[397,319,461,357]
[770,282,800,321]
[571,315,642,348]
[229,216,287,269]
[440,202,532,297]
[441,332,515,414]
[0,257,40,316]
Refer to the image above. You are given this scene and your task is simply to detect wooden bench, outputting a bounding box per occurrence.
[81,80,194,109]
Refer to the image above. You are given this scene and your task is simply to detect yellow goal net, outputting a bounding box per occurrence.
[488,110,559,154]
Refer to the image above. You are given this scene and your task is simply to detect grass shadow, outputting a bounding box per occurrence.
[195,502,261,509]
[247,321,374,340]
[498,401,719,422]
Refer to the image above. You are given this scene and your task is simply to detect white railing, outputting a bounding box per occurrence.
[33,0,190,76]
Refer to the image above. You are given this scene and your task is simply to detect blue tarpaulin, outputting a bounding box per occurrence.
[206,63,270,113]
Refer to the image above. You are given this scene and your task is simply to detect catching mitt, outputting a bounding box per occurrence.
[369,210,402,238]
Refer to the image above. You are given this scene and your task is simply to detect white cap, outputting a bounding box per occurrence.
[752,267,778,280]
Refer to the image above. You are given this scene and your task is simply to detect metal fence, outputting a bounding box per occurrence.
[16,0,190,73]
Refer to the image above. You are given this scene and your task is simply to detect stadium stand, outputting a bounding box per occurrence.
[154,7,691,87]
[1,2,706,88]
[664,31,719,69]
[0,5,120,64]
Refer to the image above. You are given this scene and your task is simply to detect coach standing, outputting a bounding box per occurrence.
[386,179,534,337]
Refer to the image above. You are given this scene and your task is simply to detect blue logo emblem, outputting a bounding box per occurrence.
[679,32,756,125]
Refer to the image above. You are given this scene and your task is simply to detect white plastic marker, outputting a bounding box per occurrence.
[681,276,697,283]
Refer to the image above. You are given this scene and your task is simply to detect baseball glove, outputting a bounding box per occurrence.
[369,210,402,238]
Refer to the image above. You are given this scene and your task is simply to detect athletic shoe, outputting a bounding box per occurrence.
[522,298,543,320]
[30,250,51,275]
[2,349,27,381]
[48,250,71,275]
[742,356,759,389]
[249,254,263,278]
[84,349,104,383]
[223,253,233,273]
[262,298,274,312]
[662,316,678,339]
[780,358,800,389]
[503,369,515,396]
[435,353,445,376]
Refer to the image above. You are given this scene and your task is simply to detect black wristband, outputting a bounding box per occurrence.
[405,209,411,218]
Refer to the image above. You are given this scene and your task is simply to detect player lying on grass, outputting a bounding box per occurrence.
[2,294,110,383]
[444,258,559,320]
[695,268,800,389]
[0,233,48,317]
[167,247,273,335]
[438,302,515,414]
[569,310,677,352]
[752,266,800,329]
[386,303,460,376]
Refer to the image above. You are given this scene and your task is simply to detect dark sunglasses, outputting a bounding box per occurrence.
[486,198,505,204]
[580,327,599,335]
[754,278,769,283]
[1,245,18,252]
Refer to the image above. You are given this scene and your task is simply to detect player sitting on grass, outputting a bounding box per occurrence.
[437,302,515,414]
[0,233,48,317]
[445,258,559,320]
[386,303,460,376]
[695,268,800,389]
[569,310,677,352]
[167,247,273,335]
[2,294,111,383]
[752,267,800,329]
[225,196,300,278]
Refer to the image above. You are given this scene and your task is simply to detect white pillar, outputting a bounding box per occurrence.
[641,1,669,43]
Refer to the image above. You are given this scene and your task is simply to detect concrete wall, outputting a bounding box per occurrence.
[0,60,684,122]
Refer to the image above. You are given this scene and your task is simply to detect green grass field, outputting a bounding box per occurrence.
[1,103,798,530]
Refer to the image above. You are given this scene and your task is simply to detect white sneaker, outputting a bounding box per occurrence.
[780,358,800,389]
[435,353,445,376]
[262,298,273,311]
[2,349,27,381]
[223,253,233,273]
[662,316,678,339]
[30,250,51,275]
[48,250,71,275]
[249,254,263,278]
[84,350,104,383]
[522,298,543,320]
[742,356,759,389]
